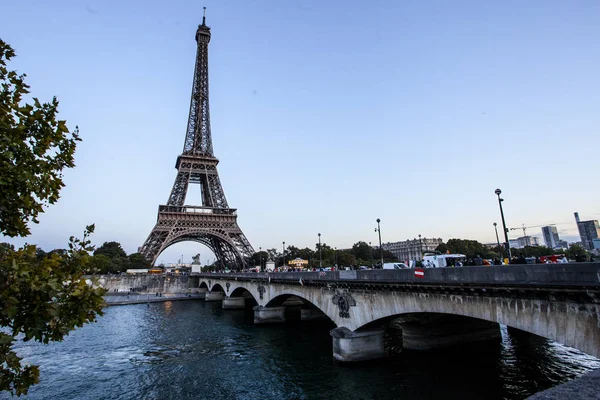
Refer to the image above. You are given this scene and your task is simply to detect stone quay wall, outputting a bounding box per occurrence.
[88,274,194,294]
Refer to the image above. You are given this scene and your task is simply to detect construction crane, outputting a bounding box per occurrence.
[509,223,555,237]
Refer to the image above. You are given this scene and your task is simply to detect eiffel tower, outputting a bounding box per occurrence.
[140,9,254,269]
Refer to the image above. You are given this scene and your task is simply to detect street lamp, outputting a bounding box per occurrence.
[259,246,262,270]
[375,218,383,268]
[493,223,503,260]
[418,234,423,260]
[495,189,512,259]
[369,241,374,268]
[334,247,337,268]
[282,241,286,268]
[318,233,322,269]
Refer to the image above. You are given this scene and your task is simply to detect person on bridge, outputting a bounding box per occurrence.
[474,255,483,266]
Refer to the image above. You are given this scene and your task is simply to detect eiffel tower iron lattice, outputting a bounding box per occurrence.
[140,10,254,269]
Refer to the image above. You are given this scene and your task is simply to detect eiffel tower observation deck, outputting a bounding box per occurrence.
[140,8,254,269]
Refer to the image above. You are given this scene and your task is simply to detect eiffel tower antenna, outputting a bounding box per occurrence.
[140,18,254,269]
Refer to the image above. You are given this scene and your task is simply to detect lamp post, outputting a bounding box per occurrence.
[418,234,423,260]
[493,223,503,260]
[282,241,286,268]
[369,241,374,268]
[495,189,512,259]
[318,233,322,269]
[258,246,262,270]
[375,218,383,268]
[334,247,337,268]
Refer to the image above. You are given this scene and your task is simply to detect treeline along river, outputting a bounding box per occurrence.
[4,300,599,400]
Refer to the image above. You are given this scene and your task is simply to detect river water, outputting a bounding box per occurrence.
[5,300,599,400]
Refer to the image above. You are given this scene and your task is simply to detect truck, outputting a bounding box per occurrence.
[422,254,466,268]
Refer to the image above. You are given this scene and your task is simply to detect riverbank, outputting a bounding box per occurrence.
[103,293,204,306]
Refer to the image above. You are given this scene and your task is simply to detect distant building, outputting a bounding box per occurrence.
[555,240,568,250]
[575,212,600,251]
[592,238,600,251]
[509,236,540,249]
[382,237,443,262]
[542,226,560,248]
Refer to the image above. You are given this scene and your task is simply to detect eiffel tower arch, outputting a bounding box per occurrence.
[140,10,254,269]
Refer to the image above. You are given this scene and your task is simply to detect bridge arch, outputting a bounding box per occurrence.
[230,287,258,304]
[211,283,225,293]
[341,291,600,358]
[152,231,247,269]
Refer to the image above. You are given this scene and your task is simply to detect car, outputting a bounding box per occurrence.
[382,263,410,270]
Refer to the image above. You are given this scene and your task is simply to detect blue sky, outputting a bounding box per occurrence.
[3,0,599,263]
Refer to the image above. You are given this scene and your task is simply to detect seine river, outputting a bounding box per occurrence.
[5,300,599,400]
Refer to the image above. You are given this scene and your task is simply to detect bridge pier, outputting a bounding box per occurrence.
[398,314,501,350]
[205,291,225,302]
[222,297,245,309]
[330,327,385,362]
[193,287,207,298]
[300,308,329,321]
[253,306,286,324]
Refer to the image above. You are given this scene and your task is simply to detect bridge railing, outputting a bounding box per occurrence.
[194,263,600,288]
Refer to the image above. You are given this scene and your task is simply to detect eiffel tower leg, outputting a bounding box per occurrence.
[140,212,253,269]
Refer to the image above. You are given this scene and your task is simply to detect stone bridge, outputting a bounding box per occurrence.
[191,264,600,362]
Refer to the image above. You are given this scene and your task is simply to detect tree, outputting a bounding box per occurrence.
[445,239,494,259]
[0,227,105,395]
[266,248,280,262]
[128,253,150,270]
[0,40,104,395]
[0,40,80,238]
[435,243,448,254]
[88,254,111,274]
[94,242,127,259]
[566,244,588,261]
[351,241,372,261]
[94,242,128,273]
[338,251,356,267]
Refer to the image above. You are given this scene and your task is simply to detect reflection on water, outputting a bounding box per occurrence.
[3,301,599,400]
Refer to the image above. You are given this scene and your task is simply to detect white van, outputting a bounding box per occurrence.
[422,254,466,268]
[382,262,410,270]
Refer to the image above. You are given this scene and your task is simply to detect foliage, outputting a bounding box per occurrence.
[266,241,396,269]
[338,251,356,266]
[566,244,588,261]
[443,239,494,259]
[88,254,111,274]
[0,39,80,237]
[250,251,269,267]
[94,242,127,259]
[0,226,106,395]
[351,241,371,261]
[92,242,129,273]
[510,246,555,258]
[435,243,448,254]
[0,39,106,396]
[128,253,150,270]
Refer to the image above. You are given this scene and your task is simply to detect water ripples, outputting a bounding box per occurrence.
[2,300,599,400]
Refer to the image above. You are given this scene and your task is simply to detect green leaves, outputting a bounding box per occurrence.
[0,38,80,237]
[0,40,104,396]
[0,232,106,395]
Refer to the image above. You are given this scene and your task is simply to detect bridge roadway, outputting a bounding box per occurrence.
[191,263,600,363]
